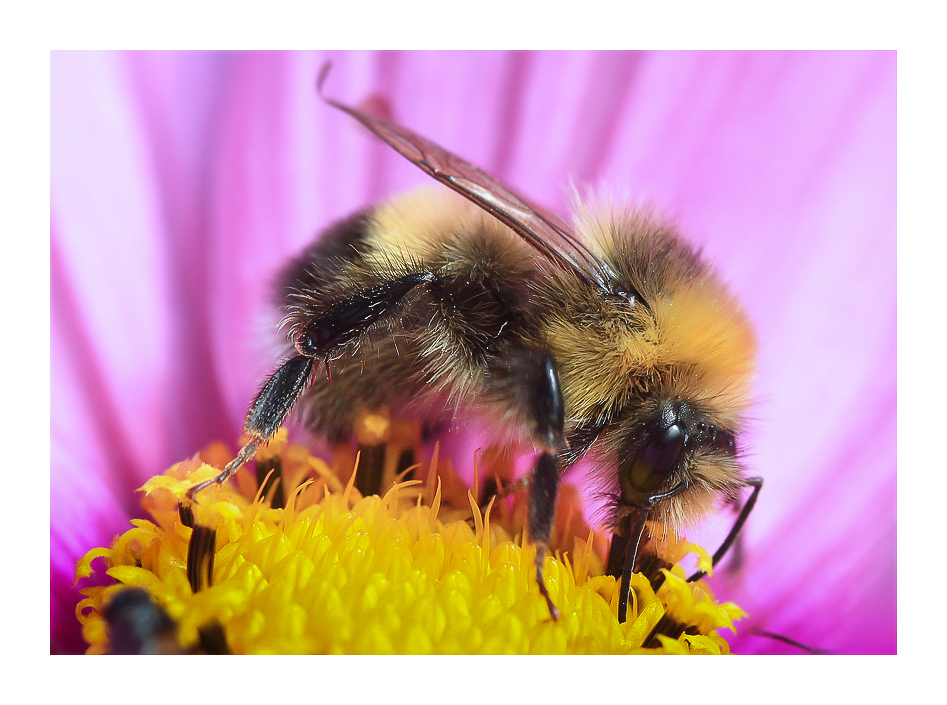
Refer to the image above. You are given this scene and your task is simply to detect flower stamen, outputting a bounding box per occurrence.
[186,526,216,593]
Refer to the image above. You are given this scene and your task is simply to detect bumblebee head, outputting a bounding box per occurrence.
[615,400,741,528]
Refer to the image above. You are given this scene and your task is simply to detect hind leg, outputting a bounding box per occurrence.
[187,273,435,499]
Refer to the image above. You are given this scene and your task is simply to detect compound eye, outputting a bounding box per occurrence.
[624,423,687,499]
[639,423,686,476]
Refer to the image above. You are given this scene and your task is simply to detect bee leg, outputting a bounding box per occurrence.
[524,354,565,621]
[188,272,436,500]
[687,476,763,582]
[295,272,436,357]
[617,508,652,624]
[479,472,529,510]
[187,354,317,499]
[617,482,689,623]
[749,628,831,654]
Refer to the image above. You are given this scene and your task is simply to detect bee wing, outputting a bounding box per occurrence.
[318,67,613,291]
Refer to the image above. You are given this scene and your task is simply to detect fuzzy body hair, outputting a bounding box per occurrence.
[276,187,757,537]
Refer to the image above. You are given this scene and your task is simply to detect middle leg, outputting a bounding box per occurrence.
[487,349,566,620]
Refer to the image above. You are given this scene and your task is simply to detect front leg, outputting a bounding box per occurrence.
[187,272,435,499]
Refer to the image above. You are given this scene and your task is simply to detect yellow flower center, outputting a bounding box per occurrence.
[74,428,745,654]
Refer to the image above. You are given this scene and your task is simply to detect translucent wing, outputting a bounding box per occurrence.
[318,65,613,292]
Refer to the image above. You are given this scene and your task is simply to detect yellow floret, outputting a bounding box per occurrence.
[75,429,743,654]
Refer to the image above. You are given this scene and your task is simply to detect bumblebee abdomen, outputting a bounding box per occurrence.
[274,188,542,438]
[275,207,375,308]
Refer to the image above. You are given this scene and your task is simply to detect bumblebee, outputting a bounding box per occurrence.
[189,67,761,623]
